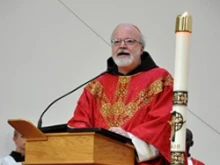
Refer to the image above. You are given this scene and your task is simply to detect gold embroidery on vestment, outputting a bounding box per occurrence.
[86,75,173,127]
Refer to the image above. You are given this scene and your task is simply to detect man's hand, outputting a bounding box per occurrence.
[109,127,129,138]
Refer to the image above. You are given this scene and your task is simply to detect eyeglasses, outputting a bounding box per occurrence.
[111,38,142,47]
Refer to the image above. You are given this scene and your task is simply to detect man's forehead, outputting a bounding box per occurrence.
[132,24,141,33]
[113,26,140,38]
[116,24,140,32]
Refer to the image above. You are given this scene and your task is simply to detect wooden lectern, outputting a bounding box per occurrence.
[8,119,135,165]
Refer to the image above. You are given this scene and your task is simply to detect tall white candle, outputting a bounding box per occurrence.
[170,12,192,165]
[174,12,192,91]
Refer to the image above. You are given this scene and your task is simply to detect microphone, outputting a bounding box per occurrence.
[37,70,109,129]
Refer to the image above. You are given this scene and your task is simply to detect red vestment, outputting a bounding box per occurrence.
[68,67,173,165]
[191,157,205,165]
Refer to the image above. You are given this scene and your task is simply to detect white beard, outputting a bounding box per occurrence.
[113,49,141,67]
[113,55,134,67]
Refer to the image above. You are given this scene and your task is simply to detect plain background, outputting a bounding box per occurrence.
[0,0,219,164]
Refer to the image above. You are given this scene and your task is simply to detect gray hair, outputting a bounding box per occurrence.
[111,23,146,47]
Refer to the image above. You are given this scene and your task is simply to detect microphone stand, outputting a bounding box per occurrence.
[37,71,108,129]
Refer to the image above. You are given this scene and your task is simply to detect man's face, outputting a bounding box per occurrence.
[111,25,144,69]
[13,132,26,151]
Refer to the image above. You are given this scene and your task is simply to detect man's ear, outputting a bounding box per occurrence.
[191,140,194,147]
[13,136,16,142]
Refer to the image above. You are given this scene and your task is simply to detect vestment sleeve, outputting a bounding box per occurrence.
[128,79,173,162]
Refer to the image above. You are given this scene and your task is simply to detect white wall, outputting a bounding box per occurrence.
[0,0,219,164]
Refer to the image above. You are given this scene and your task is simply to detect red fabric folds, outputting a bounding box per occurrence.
[68,68,173,165]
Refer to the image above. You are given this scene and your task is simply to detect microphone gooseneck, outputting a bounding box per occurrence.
[37,70,108,129]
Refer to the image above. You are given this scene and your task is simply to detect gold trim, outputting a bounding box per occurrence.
[173,91,188,105]
[170,151,184,165]
[175,12,192,33]
[86,74,173,127]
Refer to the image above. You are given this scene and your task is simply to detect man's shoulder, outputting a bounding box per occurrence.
[141,67,173,81]
[147,67,171,75]
[0,155,20,165]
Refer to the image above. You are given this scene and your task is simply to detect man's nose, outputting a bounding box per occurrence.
[119,40,127,47]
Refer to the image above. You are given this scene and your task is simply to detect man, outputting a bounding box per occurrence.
[186,129,205,165]
[0,130,25,165]
[68,23,173,165]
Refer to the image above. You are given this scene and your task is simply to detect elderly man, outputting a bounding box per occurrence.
[0,130,25,165]
[68,23,173,165]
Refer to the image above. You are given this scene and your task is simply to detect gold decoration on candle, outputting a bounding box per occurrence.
[173,91,188,105]
[169,111,185,142]
[171,152,184,164]
[175,12,192,33]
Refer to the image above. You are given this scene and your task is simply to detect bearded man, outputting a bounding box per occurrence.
[68,23,173,165]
